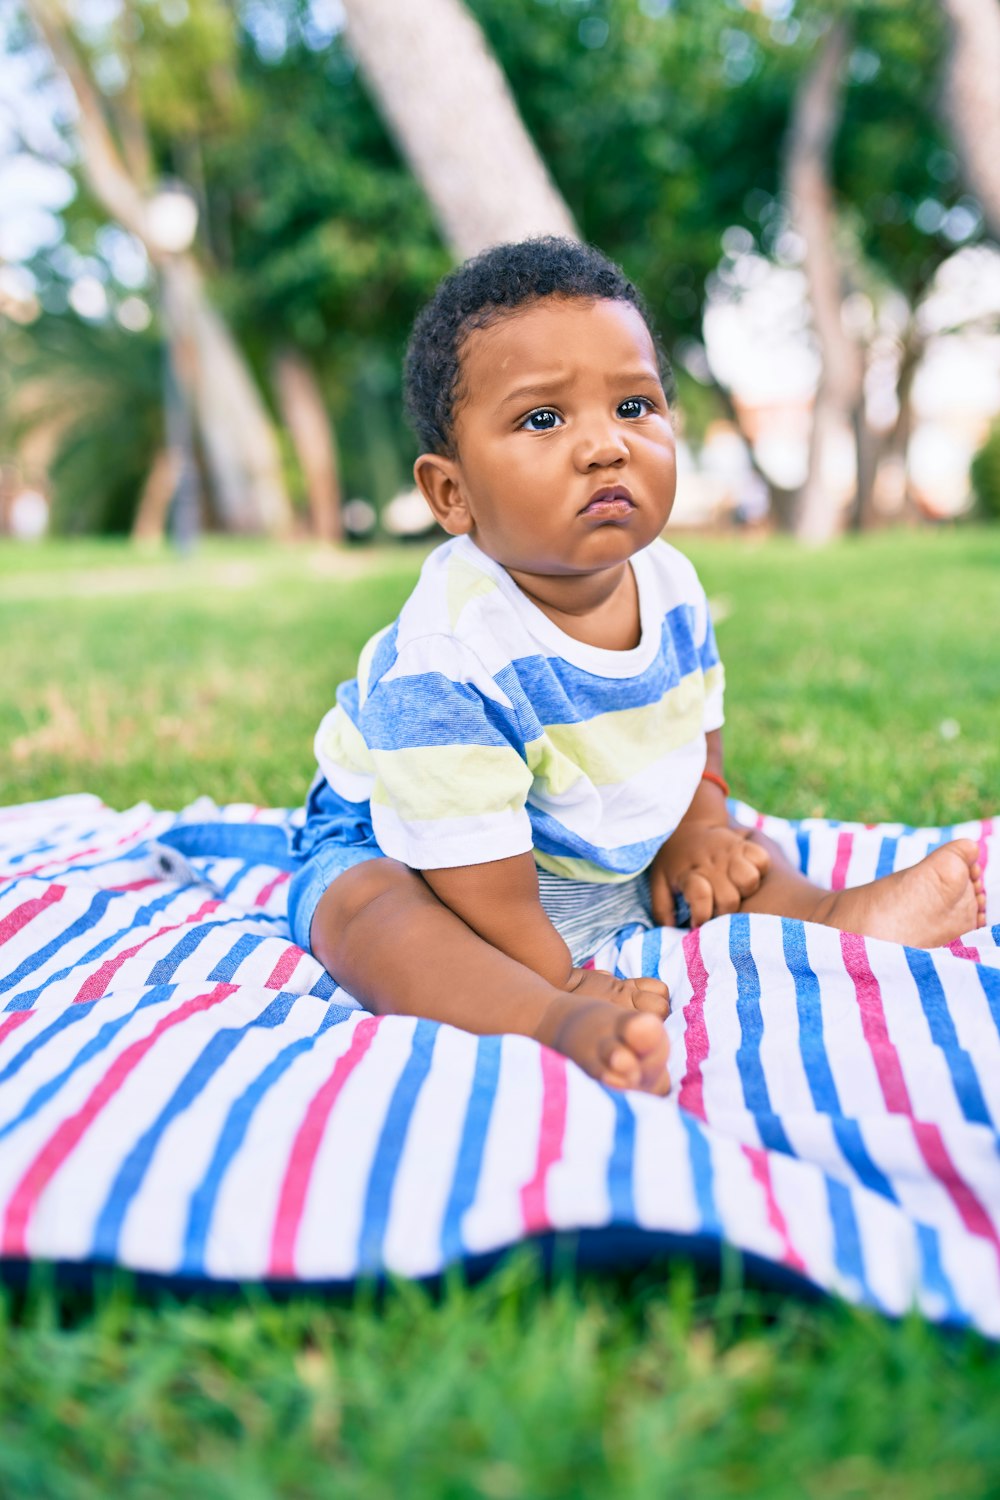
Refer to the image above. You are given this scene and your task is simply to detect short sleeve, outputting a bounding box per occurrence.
[359,635,534,869]
[699,604,725,732]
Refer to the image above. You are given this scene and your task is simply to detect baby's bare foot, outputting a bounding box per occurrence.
[811,838,986,948]
[536,995,671,1095]
[566,966,670,1018]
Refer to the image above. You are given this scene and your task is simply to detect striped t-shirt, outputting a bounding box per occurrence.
[312,535,724,884]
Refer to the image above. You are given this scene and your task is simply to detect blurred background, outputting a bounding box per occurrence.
[1,0,999,550]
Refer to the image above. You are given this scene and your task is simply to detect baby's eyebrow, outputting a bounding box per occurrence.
[496,379,567,411]
[496,368,662,413]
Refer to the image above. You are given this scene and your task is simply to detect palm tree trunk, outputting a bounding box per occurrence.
[341,0,577,258]
[24,0,292,536]
[272,349,343,542]
[785,18,865,544]
[131,448,176,543]
[939,0,1000,241]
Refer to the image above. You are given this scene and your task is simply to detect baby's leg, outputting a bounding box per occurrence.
[738,830,985,947]
[310,860,671,1095]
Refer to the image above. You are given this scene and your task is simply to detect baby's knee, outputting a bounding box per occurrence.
[316,858,422,939]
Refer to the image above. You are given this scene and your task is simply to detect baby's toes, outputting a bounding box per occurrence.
[600,1013,670,1095]
[630,978,670,1018]
[600,1040,642,1091]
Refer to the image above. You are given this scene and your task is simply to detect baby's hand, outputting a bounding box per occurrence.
[649,824,769,928]
[565,966,670,1019]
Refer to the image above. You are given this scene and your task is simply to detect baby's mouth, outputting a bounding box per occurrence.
[579,486,635,518]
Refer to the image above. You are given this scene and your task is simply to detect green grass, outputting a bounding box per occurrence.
[2,527,1000,1498]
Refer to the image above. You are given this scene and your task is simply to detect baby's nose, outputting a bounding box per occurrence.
[575,423,629,469]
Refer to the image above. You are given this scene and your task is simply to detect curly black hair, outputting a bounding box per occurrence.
[403,237,672,456]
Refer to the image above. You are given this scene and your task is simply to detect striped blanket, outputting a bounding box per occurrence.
[1,795,998,1334]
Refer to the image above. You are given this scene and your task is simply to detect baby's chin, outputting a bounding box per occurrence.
[470,532,656,580]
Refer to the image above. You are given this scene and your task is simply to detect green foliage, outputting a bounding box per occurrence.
[970,421,1000,521]
[133,0,243,140]
[0,313,163,535]
[7,0,993,530]
[835,0,974,303]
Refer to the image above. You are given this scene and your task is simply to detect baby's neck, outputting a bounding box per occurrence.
[505,560,641,651]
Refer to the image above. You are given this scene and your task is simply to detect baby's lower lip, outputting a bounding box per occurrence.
[580,497,635,517]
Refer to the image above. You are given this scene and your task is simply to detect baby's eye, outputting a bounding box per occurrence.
[521,408,563,432]
[617,396,654,419]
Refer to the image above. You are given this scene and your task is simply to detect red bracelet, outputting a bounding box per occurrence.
[701,769,730,798]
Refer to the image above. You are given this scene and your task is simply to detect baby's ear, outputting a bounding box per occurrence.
[413,453,473,535]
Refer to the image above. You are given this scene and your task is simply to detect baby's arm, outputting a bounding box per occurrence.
[423,853,574,987]
[423,855,668,1012]
[648,730,769,927]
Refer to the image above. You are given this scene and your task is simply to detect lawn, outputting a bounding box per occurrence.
[1,527,999,1498]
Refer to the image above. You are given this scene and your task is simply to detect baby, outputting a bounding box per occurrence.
[288,238,985,1096]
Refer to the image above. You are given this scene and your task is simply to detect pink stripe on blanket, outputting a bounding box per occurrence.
[679,930,806,1272]
[0,884,65,946]
[0,1010,34,1048]
[830,831,854,891]
[1,982,236,1257]
[979,818,993,881]
[520,1048,569,1235]
[841,932,1000,1263]
[678,927,709,1120]
[265,944,303,990]
[254,869,290,908]
[268,1015,381,1277]
[0,815,157,888]
[840,932,911,1112]
[73,897,221,1003]
[741,1144,808,1275]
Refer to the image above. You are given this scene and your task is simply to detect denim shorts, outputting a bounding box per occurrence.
[287,837,385,952]
[287,776,387,952]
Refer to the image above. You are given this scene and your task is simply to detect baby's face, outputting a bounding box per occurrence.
[439,296,676,578]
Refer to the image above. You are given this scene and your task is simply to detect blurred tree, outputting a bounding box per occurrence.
[197,6,448,518]
[16,0,292,536]
[6,0,994,542]
[341,0,575,258]
[939,0,1000,241]
[469,0,991,537]
[785,16,862,543]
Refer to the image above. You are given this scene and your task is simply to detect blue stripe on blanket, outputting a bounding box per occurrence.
[440,1036,501,1263]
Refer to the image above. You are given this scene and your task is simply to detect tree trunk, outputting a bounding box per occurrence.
[271,350,343,542]
[24,0,293,537]
[171,257,291,535]
[131,448,176,543]
[939,0,1000,241]
[848,410,880,532]
[785,18,864,544]
[340,0,577,258]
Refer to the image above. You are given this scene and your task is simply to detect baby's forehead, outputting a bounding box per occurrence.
[457,295,658,393]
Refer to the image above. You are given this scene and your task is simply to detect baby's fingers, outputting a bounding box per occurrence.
[730,849,767,898]
[710,874,742,917]
[647,864,675,927]
[682,872,715,928]
[744,840,771,877]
